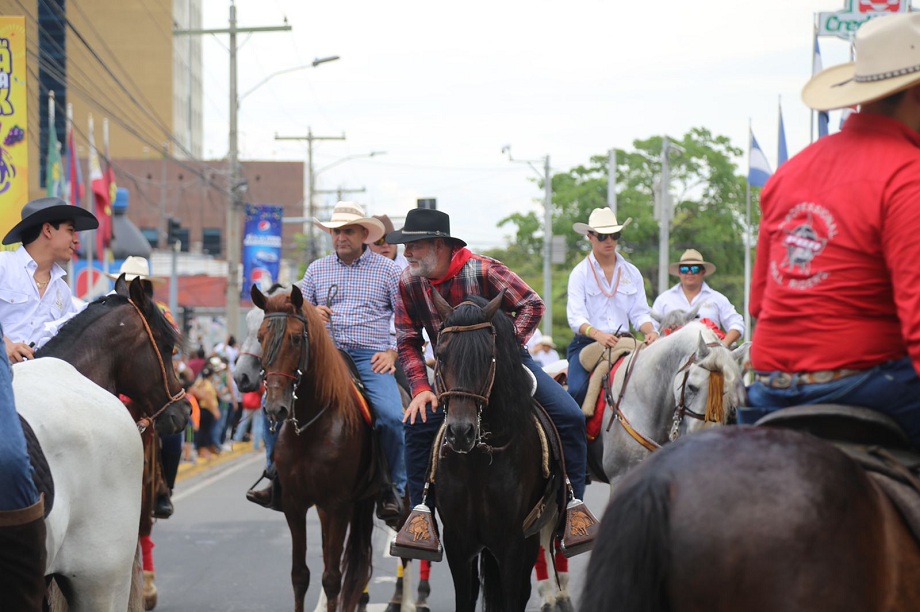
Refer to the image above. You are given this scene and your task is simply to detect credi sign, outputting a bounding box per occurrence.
[818,0,911,40]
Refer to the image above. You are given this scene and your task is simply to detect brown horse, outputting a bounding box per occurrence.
[431,291,556,611]
[582,425,920,612]
[252,285,377,612]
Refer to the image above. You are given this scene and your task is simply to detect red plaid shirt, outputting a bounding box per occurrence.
[395,249,544,397]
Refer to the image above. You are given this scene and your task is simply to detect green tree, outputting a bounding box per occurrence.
[488,127,758,346]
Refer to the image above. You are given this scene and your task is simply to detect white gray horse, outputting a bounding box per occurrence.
[601,322,747,494]
[235,284,289,393]
[16,358,143,611]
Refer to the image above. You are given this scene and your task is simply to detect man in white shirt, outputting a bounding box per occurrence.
[566,208,658,406]
[652,249,744,347]
[1,197,98,363]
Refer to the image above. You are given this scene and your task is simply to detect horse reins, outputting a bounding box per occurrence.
[261,311,318,435]
[127,299,186,433]
[669,342,726,441]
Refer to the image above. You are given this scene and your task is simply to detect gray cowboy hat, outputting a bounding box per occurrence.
[386,208,467,246]
[3,197,99,245]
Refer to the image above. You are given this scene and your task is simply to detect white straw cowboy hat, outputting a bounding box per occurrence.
[536,336,557,349]
[573,208,632,236]
[313,202,386,245]
[668,249,716,276]
[106,256,164,283]
[803,12,920,111]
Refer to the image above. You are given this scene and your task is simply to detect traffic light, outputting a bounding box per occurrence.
[167,217,181,246]
[417,198,436,210]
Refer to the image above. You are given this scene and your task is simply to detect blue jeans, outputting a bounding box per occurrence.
[263,410,277,467]
[405,348,587,507]
[743,357,920,446]
[566,335,595,407]
[212,400,232,446]
[0,333,40,511]
[347,348,407,496]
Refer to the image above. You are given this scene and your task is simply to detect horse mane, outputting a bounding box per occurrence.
[443,295,533,432]
[39,293,181,356]
[262,292,361,431]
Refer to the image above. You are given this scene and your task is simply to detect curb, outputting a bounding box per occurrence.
[176,441,264,483]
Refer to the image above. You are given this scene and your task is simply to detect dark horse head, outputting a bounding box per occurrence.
[432,289,534,454]
[38,275,190,434]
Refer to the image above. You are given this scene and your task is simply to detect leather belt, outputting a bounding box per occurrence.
[754,368,863,389]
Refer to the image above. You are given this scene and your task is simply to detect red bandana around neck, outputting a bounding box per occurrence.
[429,247,472,286]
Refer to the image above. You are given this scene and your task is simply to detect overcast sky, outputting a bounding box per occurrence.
[199,0,863,251]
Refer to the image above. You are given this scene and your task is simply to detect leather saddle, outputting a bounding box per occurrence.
[754,404,920,542]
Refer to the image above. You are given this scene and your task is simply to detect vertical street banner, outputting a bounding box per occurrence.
[242,204,283,299]
[0,16,28,240]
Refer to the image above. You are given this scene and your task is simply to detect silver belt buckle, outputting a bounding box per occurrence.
[811,370,834,384]
[773,372,793,389]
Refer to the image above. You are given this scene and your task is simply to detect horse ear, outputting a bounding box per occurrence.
[128,277,148,306]
[114,273,130,297]
[650,310,662,323]
[732,342,751,371]
[695,332,711,360]
[482,288,506,321]
[250,285,266,311]
[431,288,453,320]
[688,302,703,319]
[290,285,304,310]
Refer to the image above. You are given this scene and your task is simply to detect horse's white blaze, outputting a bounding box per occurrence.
[14,358,143,612]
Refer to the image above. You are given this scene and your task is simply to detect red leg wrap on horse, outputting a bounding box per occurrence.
[555,546,568,573]
[420,559,431,581]
[535,545,549,581]
[141,534,156,572]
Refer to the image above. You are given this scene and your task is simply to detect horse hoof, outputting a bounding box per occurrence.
[555,597,575,612]
[416,606,430,612]
[143,570,158,610]
[384,605,400,612]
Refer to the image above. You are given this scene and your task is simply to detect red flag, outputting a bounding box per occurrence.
[66,123,84,207]
[88,116,111,260]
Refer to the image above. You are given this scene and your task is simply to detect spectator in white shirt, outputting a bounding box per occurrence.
[651,249,744,347]
[531,336,561,368]
[0,197,98,363]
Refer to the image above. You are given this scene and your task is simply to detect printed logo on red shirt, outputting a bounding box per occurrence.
[770,202,838,291]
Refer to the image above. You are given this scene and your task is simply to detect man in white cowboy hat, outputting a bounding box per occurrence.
[0,196,98,363]
[388,207,599,559]
[246,202,407,526]
[566,207,658,407]
[531,335,561,368]
[652,248,743,346]
[745,12,920,445]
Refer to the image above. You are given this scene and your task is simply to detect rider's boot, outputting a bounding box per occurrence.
[376,485,405,530]
[559,496,600,558]
[0,496,47,612]
[390,502,443,562]
[246,463,283,512]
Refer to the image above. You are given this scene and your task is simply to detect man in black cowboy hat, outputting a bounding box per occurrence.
[387,208,598,558]
[745,12,920,445]
[0,197,98,363]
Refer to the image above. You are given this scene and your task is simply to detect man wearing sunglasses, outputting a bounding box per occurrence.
[651,249,743,346]
[566,207,658,408]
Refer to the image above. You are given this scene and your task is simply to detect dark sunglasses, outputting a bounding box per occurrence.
[679,264,703,275]
[590,232,621,242]
[373,237,388,246]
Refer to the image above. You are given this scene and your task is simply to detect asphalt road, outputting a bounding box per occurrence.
[151,451,610,611]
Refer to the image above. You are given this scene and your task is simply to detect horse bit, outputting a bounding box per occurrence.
[261,311,320,435]
[434,320,500,451]
[669,342,725,441]
[126,298,187,433]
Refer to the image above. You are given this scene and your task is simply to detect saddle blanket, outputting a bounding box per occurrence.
[586,357,626,442]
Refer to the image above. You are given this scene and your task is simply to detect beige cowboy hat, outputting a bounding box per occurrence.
[573,207,632,236]
[668,249,716,276]
[536,336,557,349]
[803,12,920,112]
[106,256,164,283]
[313,201,386,245]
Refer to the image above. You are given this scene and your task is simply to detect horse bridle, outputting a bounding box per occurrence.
[434,320,498,447]
[126,299,187,433]
[261,311,318,435]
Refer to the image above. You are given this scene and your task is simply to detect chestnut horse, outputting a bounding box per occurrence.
[583,426,920,612]
[252,285,377,612]
[431,291,557,611]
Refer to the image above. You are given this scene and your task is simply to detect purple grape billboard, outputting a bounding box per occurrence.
[242,204,283,299]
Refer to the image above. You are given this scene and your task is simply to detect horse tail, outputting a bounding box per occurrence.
[340,495,375,610]
[582,473,673,612]
[479,550,502,611]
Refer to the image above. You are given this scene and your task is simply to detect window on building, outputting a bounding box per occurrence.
[141,228,158,249]
[202,228,222,256]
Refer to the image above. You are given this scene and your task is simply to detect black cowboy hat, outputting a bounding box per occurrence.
[3,196,99,245]
[386,208,466,247]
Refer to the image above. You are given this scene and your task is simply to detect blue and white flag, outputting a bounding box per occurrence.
[778,104,788,168]
[813,39,830,139]
[748,130,772,188]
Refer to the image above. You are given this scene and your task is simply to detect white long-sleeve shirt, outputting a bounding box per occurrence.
[567,253,653,335]
[0,247,80,348]
[652,282,744,335]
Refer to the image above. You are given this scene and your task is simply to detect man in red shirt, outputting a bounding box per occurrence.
[744,12,920,447]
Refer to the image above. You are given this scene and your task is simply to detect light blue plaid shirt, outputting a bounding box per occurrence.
[300,248,401,352]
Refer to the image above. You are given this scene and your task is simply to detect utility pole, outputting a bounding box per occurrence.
[656,137,685,295]
[174,1,291,338]
[275,130,346,261]
[607,148,617,217]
